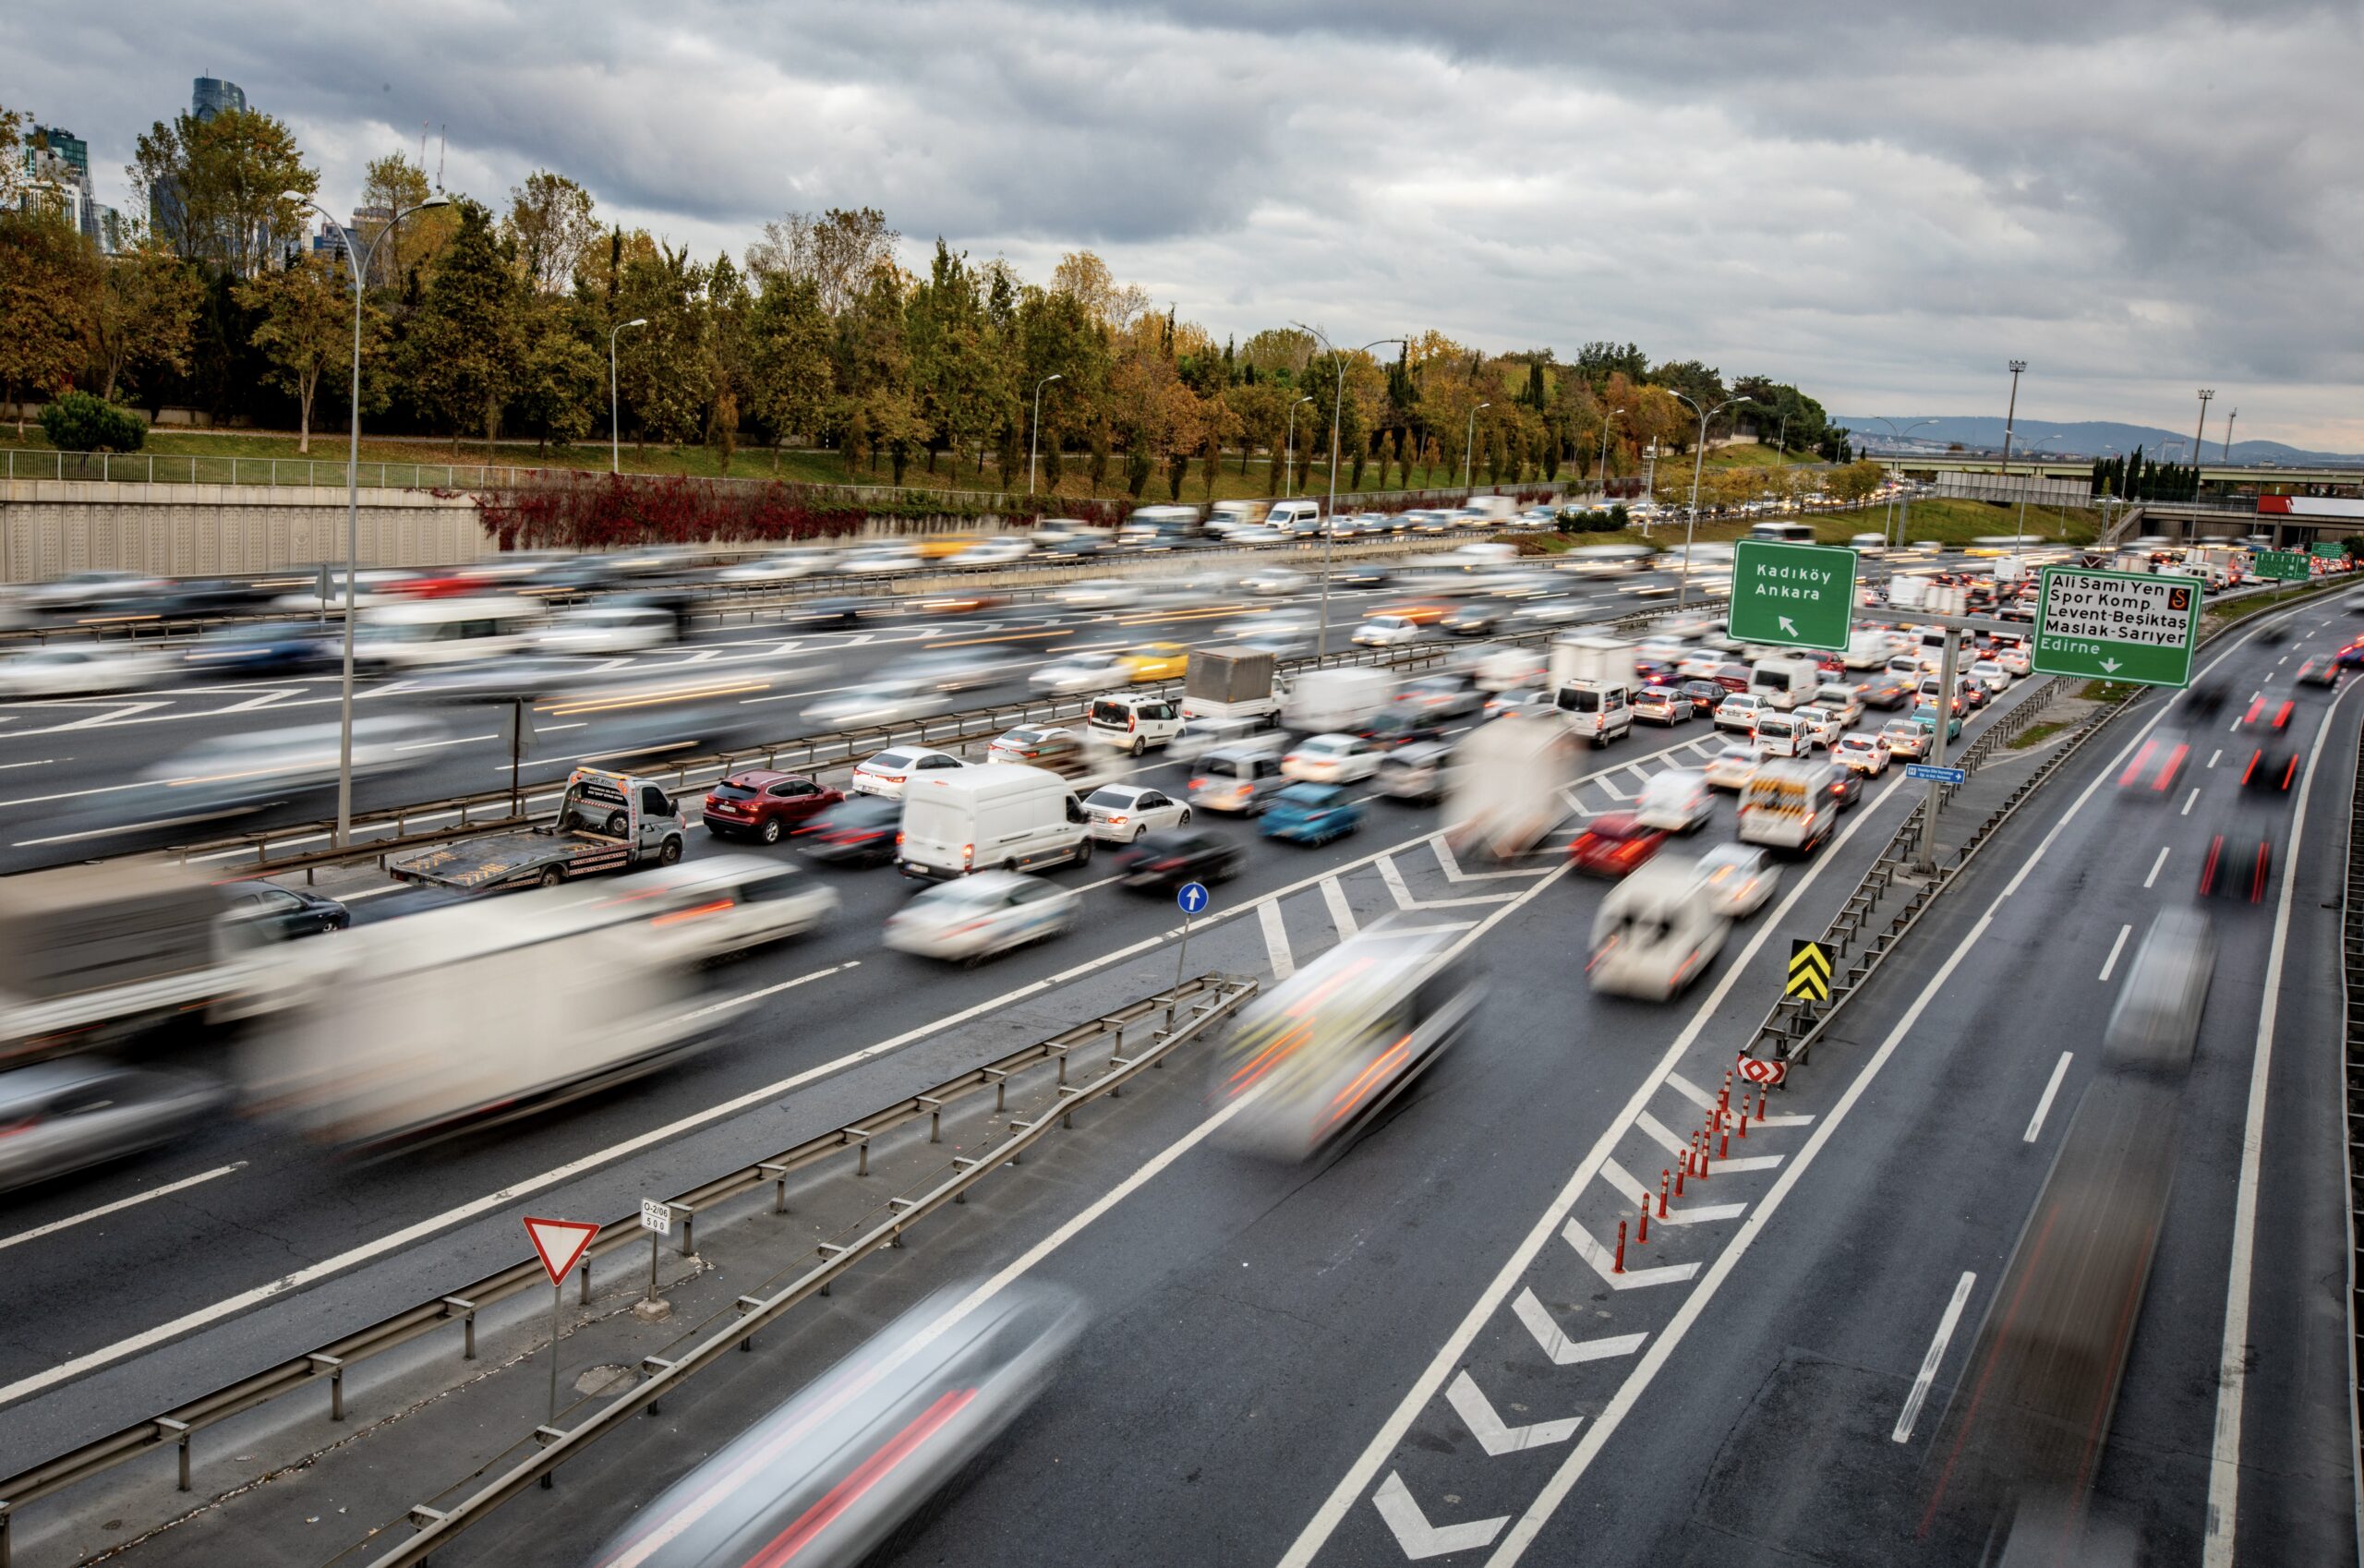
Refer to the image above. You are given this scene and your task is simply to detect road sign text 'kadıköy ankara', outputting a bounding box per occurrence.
[1727,539,1858,652]
[2030,566,2201,687]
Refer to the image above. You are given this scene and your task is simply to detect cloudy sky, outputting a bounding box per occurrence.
[9,1,2360,448]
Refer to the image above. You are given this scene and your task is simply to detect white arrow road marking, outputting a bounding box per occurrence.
[1371,1472,1507,1560]
[1445,1370,1583,1455]
[1511,1289,1646,1367]
[1563,1219,1700,1289]
[1600,1158,1743,1224]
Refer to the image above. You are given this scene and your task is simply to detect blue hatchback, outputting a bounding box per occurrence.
[1260,782,1365,845]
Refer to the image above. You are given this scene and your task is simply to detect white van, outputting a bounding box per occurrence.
[1843,629,1898,670]
[1588,859,1730,1001]
[1266,500,1323,534]
[897,764,1092,879]
[1753,711,1809,758]
[355,597,546,671]
[1749,657,1821,710]
[1737,761,1833,853]
[1088,692,1184,755]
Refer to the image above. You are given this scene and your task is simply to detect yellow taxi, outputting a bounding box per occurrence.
[1119,642,1189,682]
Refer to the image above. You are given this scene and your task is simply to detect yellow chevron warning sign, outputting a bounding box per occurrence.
[1787,939,1833,1003]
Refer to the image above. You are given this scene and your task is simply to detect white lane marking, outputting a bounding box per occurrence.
[0,1163,247,1255]
[677,959,859,1023]
[2143,845,2169,887]
[1377,855,1415,909]
[2276,654,2289,666]
[1445,1371,1584,1456]
[1892,1272,1978,1443]
[2022,1052,2075,1143]
[1511,1290,1646,1366]
[1260,899,1296,980]
[1663,1072,1715,1112]
[1601,1157,1743,1224]
[2208,748,2222,767]
[1593,776,1630,801]
[1488,907,1999,1563]
[2098,923,2132,982]
[1429,838,1551,883]
[2204,671,2360,1566]
[394,731,498,753]
[2181,786,2200,816]
[1563,1218,1699,1288]
[1634,1109,1689,1158]
[1371,1472,1505,1560]
[1278,766,1913,1568]
[1320,876,1358,940]
[1,777,153,810]
[0,757,56,771]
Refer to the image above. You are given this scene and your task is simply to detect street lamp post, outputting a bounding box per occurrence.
[1290,323,1404,658]
[2223,407,2238,463]
[1463,403,1490,491]
[2192,389,2215,501]
[1283,396,1312,498]
[1027,373,1062,494]
[609,318,647,474]
[1595,409,1621,503]
[1666,392,1751,611]
[292,191,449,850]
[1865,417,1938,548]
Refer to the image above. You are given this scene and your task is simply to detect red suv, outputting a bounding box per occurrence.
[702,770,844,843]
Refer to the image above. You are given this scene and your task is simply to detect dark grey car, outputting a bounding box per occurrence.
[0,1061,229,1193]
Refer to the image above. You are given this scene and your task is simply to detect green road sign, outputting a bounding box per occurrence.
[2313,541,2346,560]
[2032,566,2201,687]
[1728,539,1858,652]
[2254,549,2311,581]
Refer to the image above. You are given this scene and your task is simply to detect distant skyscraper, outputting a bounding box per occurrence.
[27,125,116,249]
[192,77,246,122]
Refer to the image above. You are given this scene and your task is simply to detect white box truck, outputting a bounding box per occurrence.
[1180,646,1282,724]
[1549,634,1636,693]
[1443,711,1578,861]
[898,763,1092,878]
[1548,634,1637,742]
[1283,668,1393,734]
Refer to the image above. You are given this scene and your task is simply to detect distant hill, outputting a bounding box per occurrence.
[1834,416,2364,467]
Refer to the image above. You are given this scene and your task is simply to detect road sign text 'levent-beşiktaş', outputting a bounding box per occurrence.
[2031,566,2201,688]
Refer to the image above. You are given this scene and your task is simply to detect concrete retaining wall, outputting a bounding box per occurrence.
[0,481,493,582]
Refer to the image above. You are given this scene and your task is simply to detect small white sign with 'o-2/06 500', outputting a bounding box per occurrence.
[639,1199,671,1236]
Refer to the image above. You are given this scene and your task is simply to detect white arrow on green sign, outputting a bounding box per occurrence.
[2031,565,2201,687]
[1727,539,1858,652]
[2253,549,2311,582]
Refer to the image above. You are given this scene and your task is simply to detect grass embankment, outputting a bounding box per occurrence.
[2007,720,2072,749]
[1700,441,1819,470]
[2211,581,2348,622]
[1630,497,2102,549]
[2080,681,2141,705]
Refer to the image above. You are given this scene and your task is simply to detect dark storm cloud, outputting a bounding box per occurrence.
[2,1,2358,444]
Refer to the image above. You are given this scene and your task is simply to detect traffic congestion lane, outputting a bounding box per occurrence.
[0,706,1747,1474]
[1439,606,2359,1567]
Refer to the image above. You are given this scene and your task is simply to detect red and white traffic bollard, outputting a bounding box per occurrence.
[1755,1087,1767,1120]
[1658,1168,1671,1217]
[1613,1219,1627,1273]
[1719,1121,1731,1159]
[1738,1107,1750,1140]
[1636,1192,1649,1245]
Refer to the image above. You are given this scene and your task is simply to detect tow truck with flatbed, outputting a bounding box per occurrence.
[387,766,689,893]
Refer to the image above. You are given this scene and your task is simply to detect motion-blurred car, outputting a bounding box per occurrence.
[1634,768,1714,834]
[534,604,675,656]
[776,597,868,629]
[793,795,903,864]
[23,570,167,612]
[1188,745,1288,814]
[1819,760,1864,809]
[850,746,966,800]
[1053,579,1143,609]
[1376,741,1452,803]
[883,870,1079,961]
[1880,718,1933,759]
[1910,703,1963,740]
[1632,685,1691,725]
[2198,826,2274,903]
[1588,858,1729,1001]
[717,548,834,584]
[1692,844,1778,918]
[1704,739,1768,790]
[1568,813,1668,877]
[1082,783,1189,842]
[0,645,168,697]
[1480,688,1554,723]
[2297,657,2339,688]
[1362,708,1449,749]
[2116,730,2191,796]
[1119,643,1189,681]
[1862,673,1914,710]
[180,624,337,676]
[1675,678,1728,718]
[892,648,1020,693]
[1353,615,1425,647]
[1031,654,1132,694]
[1260,782,1365,844]
[702,770,844,843]
[1714,693,1768,732]
[1242,566,1307,596]
[802,681,953,730]
[1284,732,1385,784]
[0,1061,230,1193]
[1443,605,1502,637]
[1834,731,1891,776]
[1115,828,1244,890]
[1967,658,2012,695]
[987,724,1090,774]
[582,1281,1086,1568]
[1792,704,1846,750]
[613,855,841,959]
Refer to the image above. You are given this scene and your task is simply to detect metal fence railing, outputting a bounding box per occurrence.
[0,971,1259,1564]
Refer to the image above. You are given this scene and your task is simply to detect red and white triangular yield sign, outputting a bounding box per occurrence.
[524,1215,600,1287]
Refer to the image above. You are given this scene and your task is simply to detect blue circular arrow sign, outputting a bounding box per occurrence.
[1176,881,1211,915]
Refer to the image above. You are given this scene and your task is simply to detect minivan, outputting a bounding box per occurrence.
[1589,859,1730,1000]
[1187,745,1287,814]
[1089,693,1184,755]
[1749,657,1822,710]
[1266,500,1324,534]
[898,764,1092,878]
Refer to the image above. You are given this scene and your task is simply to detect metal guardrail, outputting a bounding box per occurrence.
[0,971,1259,1562]
[2339,704,2364,1553]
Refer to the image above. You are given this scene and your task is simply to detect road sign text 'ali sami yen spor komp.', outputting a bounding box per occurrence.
[1727,540,1859,653]
[2030,566,2201,688]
